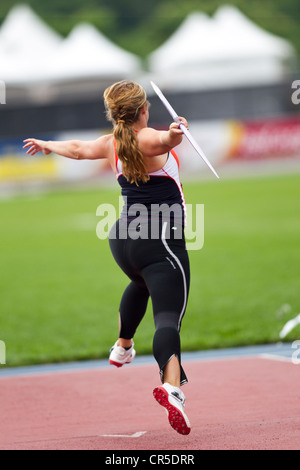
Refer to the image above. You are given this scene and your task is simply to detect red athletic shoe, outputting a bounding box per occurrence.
[153,383,191,435]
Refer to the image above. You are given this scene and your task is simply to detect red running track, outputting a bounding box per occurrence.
[0,356,300,450]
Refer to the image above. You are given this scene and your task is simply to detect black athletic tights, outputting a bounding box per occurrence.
[109,219,190,385]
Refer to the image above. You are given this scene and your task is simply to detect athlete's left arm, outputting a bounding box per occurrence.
[23,135,112,160]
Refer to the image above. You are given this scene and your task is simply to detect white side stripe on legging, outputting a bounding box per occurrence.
[161,221,187,330]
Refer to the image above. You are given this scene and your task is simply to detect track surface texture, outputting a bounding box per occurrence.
[1,346,300,450]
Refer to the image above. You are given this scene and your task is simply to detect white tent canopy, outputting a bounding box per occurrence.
[149,12,212,73]
[148,5,297,90]
[45,23,141,83]
[0,4,62,57]
[213,6,295,61]
[0,4,63,84]
[0,4,142,87]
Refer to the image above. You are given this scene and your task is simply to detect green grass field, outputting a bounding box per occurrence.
[1,173,300,367]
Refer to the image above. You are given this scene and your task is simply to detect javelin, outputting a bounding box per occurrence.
[150,81,220,179]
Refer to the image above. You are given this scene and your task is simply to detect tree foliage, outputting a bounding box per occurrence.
[0,0,300,58]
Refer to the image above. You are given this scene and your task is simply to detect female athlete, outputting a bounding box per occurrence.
[23,80,191,435]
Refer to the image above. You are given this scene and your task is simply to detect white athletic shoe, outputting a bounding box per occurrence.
[153,382,191,435]
[109,341,136,368]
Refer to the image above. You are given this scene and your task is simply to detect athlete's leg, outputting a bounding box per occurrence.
[118,280,149,340]
[141,244,190,387]
[163,355,181,388]
[108,280,149,367]
[143,243,192,434]
[109,221,150,345]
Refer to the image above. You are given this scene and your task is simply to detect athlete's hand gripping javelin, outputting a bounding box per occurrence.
[169,117,189,134]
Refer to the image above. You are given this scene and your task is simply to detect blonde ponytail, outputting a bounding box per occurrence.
[104,81,150,185]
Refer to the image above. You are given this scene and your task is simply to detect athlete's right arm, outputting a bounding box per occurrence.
[23,135,112,160]
[137,118,188,157]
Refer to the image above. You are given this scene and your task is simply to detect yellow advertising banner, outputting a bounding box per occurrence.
[0,155,58,181]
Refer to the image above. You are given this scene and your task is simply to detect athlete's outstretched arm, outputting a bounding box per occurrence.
[23,135,111,160]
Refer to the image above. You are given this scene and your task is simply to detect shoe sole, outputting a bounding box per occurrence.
[153,386,191,435]
[109,359,125,368]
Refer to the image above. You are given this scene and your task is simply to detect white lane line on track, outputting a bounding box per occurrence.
[100,431,147,438]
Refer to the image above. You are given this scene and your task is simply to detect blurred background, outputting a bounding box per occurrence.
[0,1,300,366]
[0,0,300,187]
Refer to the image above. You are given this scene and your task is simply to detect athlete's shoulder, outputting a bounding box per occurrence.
[96,133,114,146]
[84,133,114,160]
[95,133,114,152]
[137,127,159,138]
[136,127,169,158]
